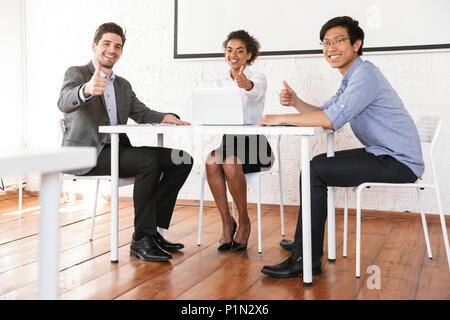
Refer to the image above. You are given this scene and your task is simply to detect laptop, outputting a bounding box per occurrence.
[192,87,244,125]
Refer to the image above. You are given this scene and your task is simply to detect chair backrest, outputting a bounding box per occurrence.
[416,116,442,149]
[265,135,282,173]
[415,117,442,188]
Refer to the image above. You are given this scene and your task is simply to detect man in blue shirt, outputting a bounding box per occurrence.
[258,16,423,278]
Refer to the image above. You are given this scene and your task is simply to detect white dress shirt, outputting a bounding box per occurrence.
[215,68,267,125]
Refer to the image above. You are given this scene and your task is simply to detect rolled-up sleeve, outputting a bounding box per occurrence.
[320,68,379,131]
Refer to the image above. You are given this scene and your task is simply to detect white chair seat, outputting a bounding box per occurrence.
[244,172,261,183]
[355,181,435,190]
[63,174,134,187]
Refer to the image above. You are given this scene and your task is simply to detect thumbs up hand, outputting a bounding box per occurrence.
[235,65,253,90]
[83,61,107,97]
[279,80,298,107]
[95,60,102,76]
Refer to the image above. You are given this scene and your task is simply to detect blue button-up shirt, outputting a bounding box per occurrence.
[320,57,424,178]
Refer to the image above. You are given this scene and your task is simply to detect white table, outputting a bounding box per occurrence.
[0,147,96,299]
[99,124,335,286]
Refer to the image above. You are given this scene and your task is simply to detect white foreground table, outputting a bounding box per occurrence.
[0,147,96,299]
[99,124,335,286]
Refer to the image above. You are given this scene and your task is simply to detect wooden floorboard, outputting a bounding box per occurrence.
[0,194,448,300]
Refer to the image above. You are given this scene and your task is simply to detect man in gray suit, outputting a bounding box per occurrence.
[58,22,193,263]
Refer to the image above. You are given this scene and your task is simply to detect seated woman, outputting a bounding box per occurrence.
[206,30,274,252]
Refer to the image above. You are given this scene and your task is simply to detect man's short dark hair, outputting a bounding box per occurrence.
[93,22,126,47]
[223,30,260,65]
[320,16,364,55]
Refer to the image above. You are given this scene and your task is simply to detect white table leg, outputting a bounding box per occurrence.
[327,133,336,261]
[157,132,164,236]
[38,172,62,299]
[110,134,119,262]
[301,136,312,285]
[157,133,164,147]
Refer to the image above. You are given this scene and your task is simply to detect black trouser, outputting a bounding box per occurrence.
[83,144,193,236]
[292,148,418,259]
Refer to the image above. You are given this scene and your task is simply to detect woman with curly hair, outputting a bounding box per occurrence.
[205,30,274,252]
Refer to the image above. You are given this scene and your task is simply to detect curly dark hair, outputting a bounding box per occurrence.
[93,22,126,47]
[222,30,260,65]
[320,16,364,56]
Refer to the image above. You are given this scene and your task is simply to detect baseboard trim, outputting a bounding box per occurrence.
[175,199,450,223]
[3,191,448,223]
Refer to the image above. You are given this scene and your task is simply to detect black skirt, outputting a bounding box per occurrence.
[214,134,275,174]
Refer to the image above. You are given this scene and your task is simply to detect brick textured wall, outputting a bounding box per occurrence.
[24,0,450,214]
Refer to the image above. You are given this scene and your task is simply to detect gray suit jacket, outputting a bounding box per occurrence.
[58,61,173,175]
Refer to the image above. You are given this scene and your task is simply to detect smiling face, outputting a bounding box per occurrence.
[92,32,123,70]
[225,38,252,73]
[322,26,362,75]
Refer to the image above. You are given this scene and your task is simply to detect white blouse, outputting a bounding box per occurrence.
[215,68,267,125]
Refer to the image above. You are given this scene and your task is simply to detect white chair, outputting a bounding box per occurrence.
[62,174,134,240]
[197,135,285,253]
[1,175,25,211]
[341,116,450,277]
[59,117,135,241]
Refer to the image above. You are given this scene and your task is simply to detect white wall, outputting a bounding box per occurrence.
[0,0,25,152]
[19,0,450,213]
[0,0,26,189]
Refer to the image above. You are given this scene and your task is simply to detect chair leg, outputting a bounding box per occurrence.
[435,191,450,269]
[327,186,336,261]
[61,177,69,203]
[232,200,236,219]
[257,178,262,254]
[18,176,23,211]
[63,191,69,203]
[197,176,206,246]
[439,213,450,269]
[278,171,285,236]
[89,179,100,241]
[417,188,432,259]
[343,188,348,258]
[356,187,362,278]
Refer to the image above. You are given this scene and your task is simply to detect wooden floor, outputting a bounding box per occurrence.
[0,192,448,300]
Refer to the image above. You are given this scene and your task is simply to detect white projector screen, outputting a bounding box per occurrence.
[174,0,450,58]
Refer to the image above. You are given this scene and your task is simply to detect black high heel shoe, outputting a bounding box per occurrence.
[217,217,237,251]
[232,225,251,252]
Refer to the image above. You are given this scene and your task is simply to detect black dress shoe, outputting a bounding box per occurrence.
[130,233,172,262]
[261,254,321,278]
[153,231,184,252]
[232,224,251,252]
[280,239,294,251]
[218,217,237,251]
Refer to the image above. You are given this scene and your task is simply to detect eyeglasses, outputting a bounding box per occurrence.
[320,37,349,48]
